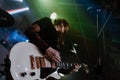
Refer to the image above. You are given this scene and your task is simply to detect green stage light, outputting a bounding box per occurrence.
[50,12,57,20]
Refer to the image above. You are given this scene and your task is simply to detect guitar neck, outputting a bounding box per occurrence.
[56,62,89,72]
[56,62,81,69]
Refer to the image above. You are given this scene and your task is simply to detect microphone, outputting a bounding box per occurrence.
[87,5,111,13]
[87,6,102,13]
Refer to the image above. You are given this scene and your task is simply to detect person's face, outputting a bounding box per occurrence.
[55,24,69,34]
[32,24,40,32]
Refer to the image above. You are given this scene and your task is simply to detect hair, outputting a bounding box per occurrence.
[54,18,70,47]
[54,18,69,28]
[32,17,55,31]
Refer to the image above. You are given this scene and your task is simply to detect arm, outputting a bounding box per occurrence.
[25,27,61,62]
[25,27,49,53]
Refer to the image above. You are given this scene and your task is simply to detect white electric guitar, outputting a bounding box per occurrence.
[9,42,81,80]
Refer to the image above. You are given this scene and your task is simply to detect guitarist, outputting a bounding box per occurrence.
[25,17,80,80]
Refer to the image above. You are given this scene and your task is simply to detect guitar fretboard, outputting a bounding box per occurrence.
[30,55,80,69]
[57,62,74,69]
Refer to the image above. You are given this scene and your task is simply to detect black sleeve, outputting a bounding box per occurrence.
[25,27,50,53]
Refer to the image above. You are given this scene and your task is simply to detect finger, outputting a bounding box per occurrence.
[55,57,61,62]
[49,54,58,62]
[52,56,60,62]
[52,57,59,63]
[55,55,61,62]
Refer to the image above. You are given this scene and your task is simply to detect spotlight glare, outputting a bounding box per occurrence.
[25,40,29,42]
[11,0,23,2]
[50,12,57,20]
[58,73,64,77]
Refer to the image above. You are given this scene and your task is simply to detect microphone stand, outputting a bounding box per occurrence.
[97,8,112,63]
[92,7,112,80]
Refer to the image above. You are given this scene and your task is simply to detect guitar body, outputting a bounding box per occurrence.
[9,42,60,80]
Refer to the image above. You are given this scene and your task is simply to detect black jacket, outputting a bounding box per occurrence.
[25,17,59,53]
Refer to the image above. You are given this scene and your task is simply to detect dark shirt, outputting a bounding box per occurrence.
[25,17,75,76]
[25,17,59,53]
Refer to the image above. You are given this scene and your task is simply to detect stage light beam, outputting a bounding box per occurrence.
[7,7,29,15]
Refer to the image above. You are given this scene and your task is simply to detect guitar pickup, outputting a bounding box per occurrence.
[30,55,35,69]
